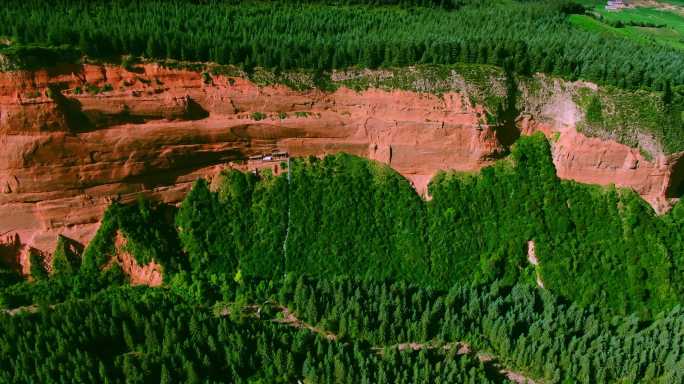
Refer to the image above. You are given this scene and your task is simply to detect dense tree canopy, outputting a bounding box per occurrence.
[0,285,509,384]
[1,135,683,382]
[170,134,684,318]
[3,272,684,383]
[0,0,682,90]
[0,2,682,380]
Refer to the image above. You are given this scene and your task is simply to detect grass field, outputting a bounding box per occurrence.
[570,1,684,50]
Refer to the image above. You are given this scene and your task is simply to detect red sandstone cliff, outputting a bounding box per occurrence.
[0,63,681,264]
[552,130,682,213]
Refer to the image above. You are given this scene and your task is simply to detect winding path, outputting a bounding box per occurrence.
[217,301,539,384]
[5,296,538,383]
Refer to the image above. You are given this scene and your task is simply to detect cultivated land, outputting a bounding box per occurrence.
[572,0,684,49]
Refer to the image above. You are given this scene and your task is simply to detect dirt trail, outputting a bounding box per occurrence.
[378,341,537,383]
[217,301,539,384]
[3,304,39,316]
[4,297,538,383]
[528,240,545,289]
[273,305,338,341]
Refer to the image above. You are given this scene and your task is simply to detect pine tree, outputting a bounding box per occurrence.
[175,179,217,272]
[51,235,81,276]
[160,364,172,384]
[29,249,48,281]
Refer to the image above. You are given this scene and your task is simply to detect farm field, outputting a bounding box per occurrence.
[572,0,684,49]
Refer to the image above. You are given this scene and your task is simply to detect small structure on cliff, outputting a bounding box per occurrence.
[249,149,289,162]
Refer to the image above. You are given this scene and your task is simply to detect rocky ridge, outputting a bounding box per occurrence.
[0,63,681,274]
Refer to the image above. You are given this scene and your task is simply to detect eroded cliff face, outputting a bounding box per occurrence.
[552,130,681,213]
[109,232,162,287]
[519,116,682,213]
[0,63,680,266]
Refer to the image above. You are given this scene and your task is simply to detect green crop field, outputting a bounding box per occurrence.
[572,1,684,50]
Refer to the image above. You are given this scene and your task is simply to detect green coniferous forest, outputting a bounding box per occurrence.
[1,0,683,90]
[1,0,684,382]
[1,134,683,383]
[169,135,684,318]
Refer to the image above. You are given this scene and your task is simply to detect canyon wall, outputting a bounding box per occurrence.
[0,63,681,266]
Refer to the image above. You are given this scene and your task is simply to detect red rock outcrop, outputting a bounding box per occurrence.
[0,63,681,264]
[108,232,162,287]
[519,114,682,213]
[552,129,680,213]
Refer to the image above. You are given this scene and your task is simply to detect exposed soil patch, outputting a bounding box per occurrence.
[527,240,545,289]
[111,232,163,286]
[527,240,538,266]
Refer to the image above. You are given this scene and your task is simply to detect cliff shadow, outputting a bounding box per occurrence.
[48,86,95,132]
[184,97,210,120]
[496,118,521,148]
[59,94,209,132]
[0,233,23,276]
[121,148,244,190]
[666,155,684,198]
[495,67,521,148]
[45,63,85,78]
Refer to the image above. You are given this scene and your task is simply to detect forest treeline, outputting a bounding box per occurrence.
[0,0,683,91]
[278,276,684,382]
[0,285,505,383]
[170,134,684,318]
[2,134,681,318]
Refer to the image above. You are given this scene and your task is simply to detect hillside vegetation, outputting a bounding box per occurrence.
[4,263,684,382]
[178,134,682,318]
[571,3,684,50]
[1,1,684,382]
[5,135,682,317]
[1,135,684,382]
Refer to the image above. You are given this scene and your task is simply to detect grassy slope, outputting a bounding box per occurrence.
[572,84,676,154]
[572,1,684,50]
